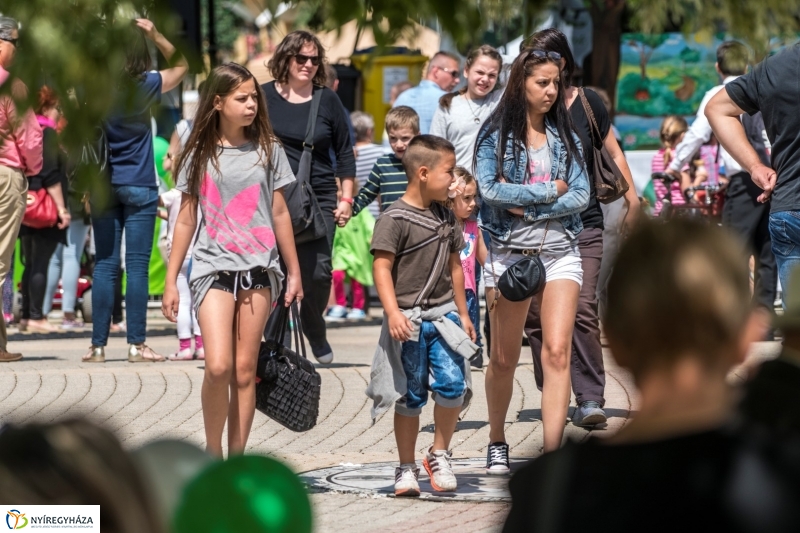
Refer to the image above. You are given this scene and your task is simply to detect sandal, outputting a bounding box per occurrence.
[168,348,195,361]
[82,346,105,363]
[128,343,165,363]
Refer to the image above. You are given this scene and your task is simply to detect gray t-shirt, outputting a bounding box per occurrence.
[495,143,574,255]
[176,142,296,308]
[430,91,503,170]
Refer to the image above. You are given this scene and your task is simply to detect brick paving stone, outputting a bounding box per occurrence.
[0,327,781,532]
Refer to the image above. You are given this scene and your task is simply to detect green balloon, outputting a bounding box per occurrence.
[173,455,312,533]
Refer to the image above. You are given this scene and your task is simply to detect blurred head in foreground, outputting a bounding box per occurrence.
[0,419,164,533]
[605,220,766,386]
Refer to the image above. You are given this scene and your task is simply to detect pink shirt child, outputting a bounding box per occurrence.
[0,65,43,175]
[651,148,684,216]
[461,219,478,294]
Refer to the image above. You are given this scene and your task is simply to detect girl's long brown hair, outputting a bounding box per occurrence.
[175,63,277,198]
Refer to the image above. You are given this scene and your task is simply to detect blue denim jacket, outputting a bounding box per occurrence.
[475,118,590,241]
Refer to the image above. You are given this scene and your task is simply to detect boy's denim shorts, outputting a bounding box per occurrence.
[395,312,468,417]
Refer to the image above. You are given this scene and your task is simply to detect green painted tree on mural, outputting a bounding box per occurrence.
[679,46,701,69]
[626,33,670,79]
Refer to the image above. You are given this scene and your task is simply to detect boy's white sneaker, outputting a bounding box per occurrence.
[394,464,420,497]
[423,449,457,492]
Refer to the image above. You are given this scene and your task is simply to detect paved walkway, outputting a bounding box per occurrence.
[0,326,780,532]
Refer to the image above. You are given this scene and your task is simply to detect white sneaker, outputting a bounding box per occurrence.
[324,305,347,322]
[423,449,457,492]
[394,464,420,497]
[486,442,510,475]
[314,351,334,364]
[345,309,367,320]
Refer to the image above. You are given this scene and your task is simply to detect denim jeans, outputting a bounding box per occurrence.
[465,289,482,347]
[769,211,800,305]
[91,185,157,346]
[396,312,468,417]
[43,217,91,315]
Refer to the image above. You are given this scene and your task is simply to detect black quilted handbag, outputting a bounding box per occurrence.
[255,302,321,432]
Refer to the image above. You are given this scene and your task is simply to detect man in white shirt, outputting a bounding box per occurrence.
[668,41,776,318]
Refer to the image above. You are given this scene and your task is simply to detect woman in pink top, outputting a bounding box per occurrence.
[651,115,688,216]
[0,16,43,362]
[447,168,487,369]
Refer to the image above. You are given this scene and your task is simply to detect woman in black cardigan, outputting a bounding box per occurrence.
[263,31,356,364]
[18,86,70,333]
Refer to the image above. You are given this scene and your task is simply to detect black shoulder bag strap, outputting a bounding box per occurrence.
[303,87,323,161]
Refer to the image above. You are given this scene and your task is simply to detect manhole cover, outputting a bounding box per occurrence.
[300,458,531,502]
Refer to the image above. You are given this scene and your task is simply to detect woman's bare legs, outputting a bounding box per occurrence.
[537,279,580,452]
[197,289,237,457]
[227,288,272,454]
[485,290,533,444]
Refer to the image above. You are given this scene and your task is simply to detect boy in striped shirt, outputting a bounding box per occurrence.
[352,106,420,216]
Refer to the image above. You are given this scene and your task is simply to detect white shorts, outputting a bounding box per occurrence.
[483,247,583,290]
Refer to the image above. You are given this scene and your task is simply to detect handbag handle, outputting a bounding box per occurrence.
[290,301,308,360]
[269,300,308,360]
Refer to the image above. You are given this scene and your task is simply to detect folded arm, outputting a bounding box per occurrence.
[523,159,590,221]
[475,134,559,207]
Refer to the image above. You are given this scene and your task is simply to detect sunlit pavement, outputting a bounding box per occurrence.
[0,322,780,532]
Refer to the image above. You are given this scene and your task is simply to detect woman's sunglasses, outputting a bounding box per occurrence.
[526,49,562,62]
[294,54,321,67]
[0,37,18,48]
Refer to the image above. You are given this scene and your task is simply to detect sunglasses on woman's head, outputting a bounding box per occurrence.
[526,49,562,61]
[294,54,320,66]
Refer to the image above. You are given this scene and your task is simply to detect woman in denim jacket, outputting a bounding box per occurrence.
[475,48,589,474]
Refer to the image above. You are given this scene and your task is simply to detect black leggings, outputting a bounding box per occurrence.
[21,234,59,320]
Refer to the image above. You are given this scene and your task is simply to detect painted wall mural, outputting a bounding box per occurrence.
[615,33,721,150]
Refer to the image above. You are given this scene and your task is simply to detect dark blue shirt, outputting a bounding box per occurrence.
[105,71,162,188]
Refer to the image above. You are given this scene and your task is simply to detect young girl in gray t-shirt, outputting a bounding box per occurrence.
[162,63,303,457]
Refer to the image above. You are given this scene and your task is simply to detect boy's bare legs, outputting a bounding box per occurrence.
[395,412,420,464]
[538,279,580,452]
[432,403,461,451]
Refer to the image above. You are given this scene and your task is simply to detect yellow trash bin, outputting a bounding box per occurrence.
[350,53,429,143]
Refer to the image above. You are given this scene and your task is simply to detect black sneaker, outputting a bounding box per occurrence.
[486,442,510,475]
[572,401,607,427]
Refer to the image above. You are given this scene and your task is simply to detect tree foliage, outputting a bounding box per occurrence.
[2,0,192,188]
[626,0,800,58]
[201,0,242,57]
